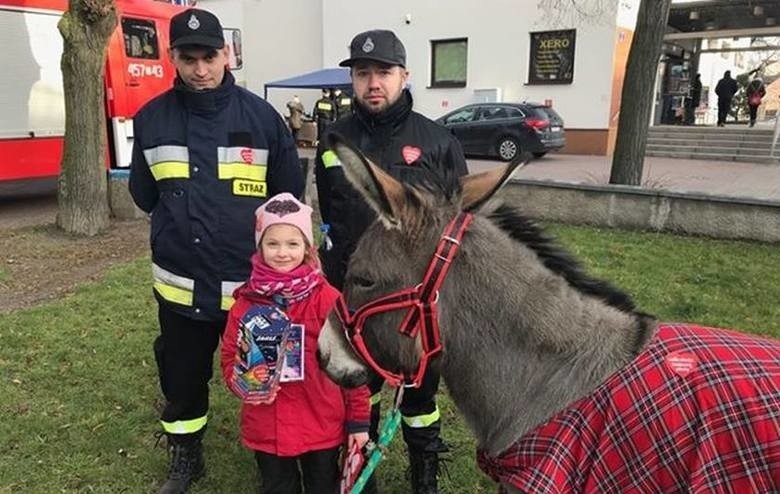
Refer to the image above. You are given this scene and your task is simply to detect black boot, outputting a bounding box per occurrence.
[408,450,441,494]
[159,433,205,494]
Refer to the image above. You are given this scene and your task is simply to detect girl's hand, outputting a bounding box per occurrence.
[348,432,370,451]
[244,385,279,405]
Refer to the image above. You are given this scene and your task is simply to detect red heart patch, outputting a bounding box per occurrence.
[240,148,254,164]
[402,146,422,165]
[665,351,698,378]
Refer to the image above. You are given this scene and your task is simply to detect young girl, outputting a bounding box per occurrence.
[221,192,370,493]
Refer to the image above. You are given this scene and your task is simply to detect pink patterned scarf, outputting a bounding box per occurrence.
[244,253,322,304]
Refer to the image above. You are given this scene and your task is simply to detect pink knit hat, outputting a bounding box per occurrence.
[254,193,313,246]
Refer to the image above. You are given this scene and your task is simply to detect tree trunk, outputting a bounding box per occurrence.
[56,0,117,235]
[609,0,671,186]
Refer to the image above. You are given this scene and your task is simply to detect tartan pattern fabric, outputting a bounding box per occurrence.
[477,324,780,493]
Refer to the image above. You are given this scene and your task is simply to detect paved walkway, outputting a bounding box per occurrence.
[299,148,780,203]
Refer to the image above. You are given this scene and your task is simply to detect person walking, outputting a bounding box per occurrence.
[129,8,304,493]
[287,95,305,143]
[313,89,335,144]
[220,193,370,493]
[715,70,738,127]
[314,29,468,494]
[746,76,766,128]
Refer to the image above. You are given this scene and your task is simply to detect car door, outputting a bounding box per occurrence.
[471,105,517,156]
[442,106,479,153]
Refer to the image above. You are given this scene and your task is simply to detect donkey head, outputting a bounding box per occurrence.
[317,134,520,388]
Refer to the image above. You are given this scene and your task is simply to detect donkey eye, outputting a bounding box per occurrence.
[351,275,375,289]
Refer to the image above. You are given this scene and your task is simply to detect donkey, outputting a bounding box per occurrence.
[316,135,780,493]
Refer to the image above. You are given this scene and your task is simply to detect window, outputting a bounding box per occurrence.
[122,18,159,59]
[506,107,524,118]
[480,107,511,121]
[431,38,467,88]
[224,28,243,70]
[445,108,476,124]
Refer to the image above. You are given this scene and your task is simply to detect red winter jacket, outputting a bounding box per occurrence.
[221,280,370,457]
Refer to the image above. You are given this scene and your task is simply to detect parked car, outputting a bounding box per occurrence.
[435,102,565,161]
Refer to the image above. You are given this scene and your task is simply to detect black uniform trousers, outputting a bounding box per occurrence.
[717,97,732,125]
[368,367,443,452]
[155,304,226,435]
[255,447,340,494]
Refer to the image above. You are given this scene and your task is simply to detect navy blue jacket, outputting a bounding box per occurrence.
[130,72,304,320]
[315,90,468,289]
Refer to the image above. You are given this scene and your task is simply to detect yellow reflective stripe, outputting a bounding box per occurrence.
[218,163,267,181]
[369,393,381,406]
[150,162,190,180]
[161,416,208,434]
[317,102,333,110]
[221,296,235,311]
[322,150,342,169]
[401,406,440,428]
[154,281,193,306]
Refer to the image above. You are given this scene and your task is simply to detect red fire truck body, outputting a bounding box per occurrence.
[0,0,186,183]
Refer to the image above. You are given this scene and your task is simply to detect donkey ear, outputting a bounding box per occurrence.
[460,159,527,212]
[327,133,405,224]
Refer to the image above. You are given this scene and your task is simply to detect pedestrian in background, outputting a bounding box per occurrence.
[746,76,766,128]
[715,70,738,127]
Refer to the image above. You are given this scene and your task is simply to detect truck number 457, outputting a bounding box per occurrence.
[128,63,164,78]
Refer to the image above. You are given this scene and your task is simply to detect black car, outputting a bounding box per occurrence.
[436,102,565,161]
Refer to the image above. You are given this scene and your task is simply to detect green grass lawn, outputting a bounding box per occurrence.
[1,224,778,493]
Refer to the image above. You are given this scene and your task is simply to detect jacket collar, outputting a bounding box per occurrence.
[354,89,413,133]
[174,71,235,114]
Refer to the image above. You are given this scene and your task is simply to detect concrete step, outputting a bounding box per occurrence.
[647,131,774,142]
[646,137,773,148]
[647,141,773,151]
[649,125,774,136]
[645,150,779,163]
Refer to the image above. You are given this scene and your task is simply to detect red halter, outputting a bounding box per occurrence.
[333,212,474,387]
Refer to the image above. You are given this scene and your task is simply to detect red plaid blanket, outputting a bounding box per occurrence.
[477,324,780,493]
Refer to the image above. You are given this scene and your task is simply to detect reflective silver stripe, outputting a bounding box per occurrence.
[143,145,189,165]
[221,281,243,296]
[217,147,269,165]
[152,263,194,290]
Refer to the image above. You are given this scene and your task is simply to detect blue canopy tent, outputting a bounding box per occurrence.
[263,68,352,99]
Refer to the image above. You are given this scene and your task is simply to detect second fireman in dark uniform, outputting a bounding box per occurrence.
[314,29,468,494]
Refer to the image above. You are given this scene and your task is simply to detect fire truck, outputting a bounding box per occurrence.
[0,0,187,185]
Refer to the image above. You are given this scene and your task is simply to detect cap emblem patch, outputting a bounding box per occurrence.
[362,37,375,53]
[187,14,200,30]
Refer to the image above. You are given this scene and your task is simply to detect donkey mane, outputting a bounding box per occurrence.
[487,204,641,314]
[402,171,644,316]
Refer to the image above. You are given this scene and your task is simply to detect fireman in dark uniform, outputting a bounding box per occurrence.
[129,8,303,494]
[313,88,335,143]
[332,88,353,120]
[315,29,468,494]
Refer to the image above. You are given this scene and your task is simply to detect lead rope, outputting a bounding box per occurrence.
[343,387,404,494]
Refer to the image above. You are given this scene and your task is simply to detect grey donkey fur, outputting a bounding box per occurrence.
[316,136,658,479]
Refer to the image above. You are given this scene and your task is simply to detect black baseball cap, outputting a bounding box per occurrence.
[170,8,225,49]
[339,30,406,68]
